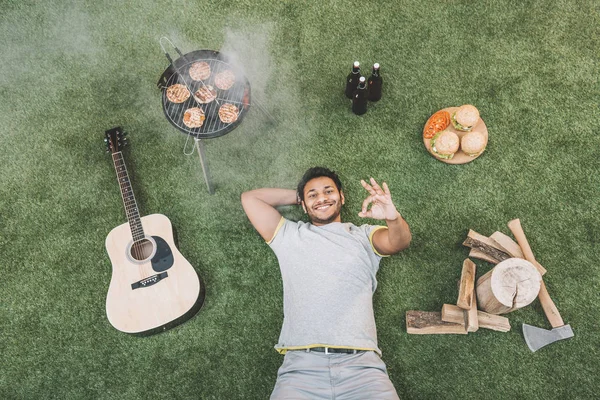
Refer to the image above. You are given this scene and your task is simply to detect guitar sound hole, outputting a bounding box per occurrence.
[130,239,154,261]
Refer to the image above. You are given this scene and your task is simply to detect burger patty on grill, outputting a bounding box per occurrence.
[183,107,206,128]
[218,103,239,124]
[193,85,217,104]
[189,62,211,81]
[214,70,236,90]
[166,84,191,103]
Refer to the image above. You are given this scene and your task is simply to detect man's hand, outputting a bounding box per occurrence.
[358,178,399,221]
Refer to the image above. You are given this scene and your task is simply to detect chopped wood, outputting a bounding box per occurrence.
[489,231,524,258]
[457,259,476,310]
[442,304,467,326]
[469,248,499,264]
[491,230,547,275]
[476,258,542,314]
[441,304,510,332]
[406,311,467,335]
[467,285,479,332]
[463,230,511,262]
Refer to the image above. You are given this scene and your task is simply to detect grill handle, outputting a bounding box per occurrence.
[159,37,185,67]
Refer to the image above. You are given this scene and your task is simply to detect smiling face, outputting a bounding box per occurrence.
[301,176,345,226]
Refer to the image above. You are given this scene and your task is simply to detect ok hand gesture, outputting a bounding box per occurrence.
[358,178,399,221]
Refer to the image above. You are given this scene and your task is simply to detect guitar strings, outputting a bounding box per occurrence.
[113,150,144,274]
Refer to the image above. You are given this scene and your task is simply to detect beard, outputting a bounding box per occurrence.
[306,201,342,225]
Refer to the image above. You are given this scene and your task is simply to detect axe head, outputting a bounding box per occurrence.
[522,323,574,352]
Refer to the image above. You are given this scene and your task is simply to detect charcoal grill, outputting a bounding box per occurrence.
[157,38,252,194]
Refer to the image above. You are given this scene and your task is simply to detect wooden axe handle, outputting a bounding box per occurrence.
[508,219,564,328]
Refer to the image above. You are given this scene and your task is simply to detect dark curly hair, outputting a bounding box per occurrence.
[297,167,343,203]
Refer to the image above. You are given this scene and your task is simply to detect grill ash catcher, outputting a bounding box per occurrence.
[157,37,274,194]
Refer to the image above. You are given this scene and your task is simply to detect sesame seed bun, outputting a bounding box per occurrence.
[461,131,486,157]
[451,105,480,131]
[431,130,459,159]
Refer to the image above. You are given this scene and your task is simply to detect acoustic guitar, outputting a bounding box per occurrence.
[104,127,204,335]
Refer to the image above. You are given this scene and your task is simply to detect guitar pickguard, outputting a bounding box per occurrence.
[151,236,174,272]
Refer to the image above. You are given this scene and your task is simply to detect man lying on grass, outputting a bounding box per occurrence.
[241,167,411,399]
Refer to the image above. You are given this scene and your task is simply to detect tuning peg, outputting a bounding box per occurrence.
[104,138,109,143]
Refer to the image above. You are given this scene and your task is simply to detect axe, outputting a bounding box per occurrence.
[508,219,574,352]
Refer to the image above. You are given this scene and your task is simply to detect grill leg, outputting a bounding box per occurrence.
[194,139,214,194]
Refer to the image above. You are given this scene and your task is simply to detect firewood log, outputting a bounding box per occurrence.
[476,258,542,314]
[463,230,510,262]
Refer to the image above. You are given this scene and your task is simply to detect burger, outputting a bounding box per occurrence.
[451,104,480,131]
[193,85,217,104]
[431,130,459,160]
[461,131,486,157]
[182,107,205,128]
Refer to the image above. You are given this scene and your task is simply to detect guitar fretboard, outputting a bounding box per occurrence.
[112,152,145,242]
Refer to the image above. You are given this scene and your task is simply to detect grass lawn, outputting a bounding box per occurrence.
[1,0,599,398]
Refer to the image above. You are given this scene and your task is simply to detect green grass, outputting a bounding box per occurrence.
[1,0,599,398]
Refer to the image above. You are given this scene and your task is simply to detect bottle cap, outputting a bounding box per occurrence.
[373,63,380,69]
[359,76,366,82]
[353,61,360,68]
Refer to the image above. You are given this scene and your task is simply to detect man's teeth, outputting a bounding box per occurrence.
[316,204,331,210]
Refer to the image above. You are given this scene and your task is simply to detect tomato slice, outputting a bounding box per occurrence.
[423,111,450,139]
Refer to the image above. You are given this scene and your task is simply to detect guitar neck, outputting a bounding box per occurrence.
[112,152,145,242]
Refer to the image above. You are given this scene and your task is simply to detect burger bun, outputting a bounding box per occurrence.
[461,131,487,157]
[452,104,480,131]
[431,130,460,159]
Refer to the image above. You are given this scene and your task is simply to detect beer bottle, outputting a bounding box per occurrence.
[352,77,368,115]
[367,63,382,101]
[345,61,361,99]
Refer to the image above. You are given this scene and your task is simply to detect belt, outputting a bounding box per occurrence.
[302,347,364,355]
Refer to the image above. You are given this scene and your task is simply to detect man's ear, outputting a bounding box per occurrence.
[341,191,345,205]
[301,201,307,214]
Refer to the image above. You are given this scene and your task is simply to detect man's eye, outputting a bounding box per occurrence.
[326,190,333,194]
[309,194,316,198]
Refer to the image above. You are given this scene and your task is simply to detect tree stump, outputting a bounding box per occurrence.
[476,258,542,314]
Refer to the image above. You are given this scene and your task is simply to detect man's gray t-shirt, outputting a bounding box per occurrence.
[268,217,387,356]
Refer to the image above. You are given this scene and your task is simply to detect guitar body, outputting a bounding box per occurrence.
[105,213,204,335]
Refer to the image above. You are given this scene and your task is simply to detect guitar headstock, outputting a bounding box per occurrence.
[104,126,128,154]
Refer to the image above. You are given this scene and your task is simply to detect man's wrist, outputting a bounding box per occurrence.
[385,211,401,222]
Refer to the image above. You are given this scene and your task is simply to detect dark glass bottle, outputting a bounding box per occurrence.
[352,77,368,115]
[367,63,382,101]
[345,61,361,99]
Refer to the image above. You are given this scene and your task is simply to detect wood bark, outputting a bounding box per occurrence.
[463,230,511,262]
[406,311,467,334]
[475,258,542,314]
[489,231,524,258]
[441,304,510,332]
[469,248,499,264]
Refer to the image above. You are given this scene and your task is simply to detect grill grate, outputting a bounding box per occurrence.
[159,49,251,139]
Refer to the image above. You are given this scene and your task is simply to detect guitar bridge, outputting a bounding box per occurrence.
[131,272,168,290]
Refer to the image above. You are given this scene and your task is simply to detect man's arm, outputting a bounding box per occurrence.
[241,188,298,242]
[372,212,412,255]
[358,178,411,256]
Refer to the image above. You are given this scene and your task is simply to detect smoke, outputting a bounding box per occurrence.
[207,23,313,189]
[220,24,276,102]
